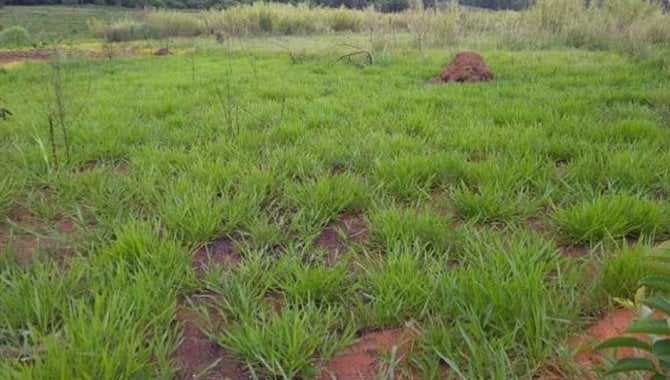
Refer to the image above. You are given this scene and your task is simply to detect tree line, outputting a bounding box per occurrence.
[2,0,535,11]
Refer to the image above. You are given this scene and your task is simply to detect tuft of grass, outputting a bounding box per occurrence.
[554,194,670,244]
[370,203,455,252]
[217,303,354,379]
[597,240,651,300]
[0,178,17,218]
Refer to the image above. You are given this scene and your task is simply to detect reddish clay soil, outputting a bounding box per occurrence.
[0,48,140,64]
[572,309,644,369]
[437,52,494,83]
[314,212,370,263]
[319,328,415,380]
[173,304,247,380]
[0,204,76,266]
[192,237,242,273]
[0,49,53,63]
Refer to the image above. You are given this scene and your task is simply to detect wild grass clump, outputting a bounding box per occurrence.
[554,194,670,244]
[90,18,158,42]
[598,241,651,299]
[0,25,30,47]
[147,11,206,38]
[503,0,670,57]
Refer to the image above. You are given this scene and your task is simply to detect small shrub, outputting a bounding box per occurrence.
[0,26,30,47]
[596,242,670,378]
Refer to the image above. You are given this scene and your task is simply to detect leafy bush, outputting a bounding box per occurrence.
[0,25,30,47]
[596,242,670,378]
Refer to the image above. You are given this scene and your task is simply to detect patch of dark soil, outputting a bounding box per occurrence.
[330,164,346,176]
[558,245,590,258]
[173,304,247,380]
[314,212,369,263]
[193,237,242,273]
[318,328,415,380]
[436,52,494,83]
[154,47,172,56]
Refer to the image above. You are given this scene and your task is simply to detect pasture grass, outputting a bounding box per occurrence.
[0,31,669,379]
[0,5,139,44]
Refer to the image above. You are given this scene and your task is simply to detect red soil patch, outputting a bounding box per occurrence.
[437,52,494,83]
[0,205,76,266]
[319,328,415,380]
[173,304,246,380]
[192,237,242,273]
[0,49,52,63]
[572,309,644,370]
[0,48,140,64]
[314,213,370,263]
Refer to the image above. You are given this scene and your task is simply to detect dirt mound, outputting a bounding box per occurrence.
[153,47,172,56]
[319,328,415,380]
[437,52,493,83]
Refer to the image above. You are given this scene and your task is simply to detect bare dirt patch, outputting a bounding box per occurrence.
[0,48,140,65]
[0,204,76,267]
[436,52,494,83]
[572,309,642,370]
[153,47,172,56]
[314,212,369,263]
[330,164,347,176]
[0,49,52,63]
[558,244,590,258]
[173,303,247,380]
[318,328,415,380]
[193,237,242,273]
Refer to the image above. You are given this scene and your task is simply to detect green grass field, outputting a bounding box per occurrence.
[0,5,139,42]
[1,4,670,380]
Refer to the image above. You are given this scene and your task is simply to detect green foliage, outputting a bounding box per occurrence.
[0,25,30,46]
[554,194,670,244]
[1,32,669,380]
[596,243,670,378]
[598,242,650,299]
[370,204,454,251]
[217,303,353,378]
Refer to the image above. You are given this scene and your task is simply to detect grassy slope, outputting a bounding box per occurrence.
[0,40,669,378]
[0,5,138,41]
